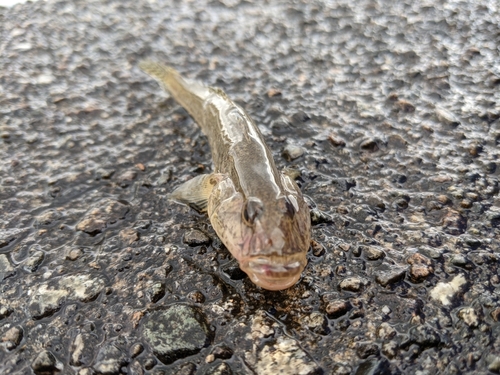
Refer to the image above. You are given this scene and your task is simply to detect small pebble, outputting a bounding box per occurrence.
[304,312,328,335]
[66,248,84,261]
[458,307,480,327]
[187,290,205,303]
[396,100,415,112]
[407,253,433,282]
[375,267,406,287]
[267,88,282,97]
[34,210,61,226]
[147,282,166,303]
[92,344,127,374]
[450,254,468,267]
[337,206,349,214]
[78,368,93,375]
[381,306,392,316]
[0,306,13,319]
[144,357,157,370]
[339,277,367,292]
[76,199,129,235]
[409,264,432,282]
[382,341,398,359]
[325,300,351,318]
[359,138,379,152]
[130,343,144,358]
[408,324,441,347]
[96,168,115,179]
[183,229,210,246]
[328,134,346,147]
[377,322,396,340]
[489,356,500,373]
[24,251,45,272]
[437,195,450,204]
[211,345,233,360]
[363,246,385,260]
[117,170,138,184]
[356,342,380,359]
[355,358,391,375]
[430,274,467,305]
[468,142,483,156]
[282,144,305,161]
[310,240,325,257]
[204,362,232,375]
[119,228,139,244]
[31,350,58,374]
[176,362,197,375]
[0,254,14,280]
[490,307,500,322]
[460,199,472,208]
[1,326,23,349]
[436,107,460,126]
[310,209,334,225]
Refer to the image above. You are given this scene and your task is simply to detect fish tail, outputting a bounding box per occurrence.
[139,60,211,127]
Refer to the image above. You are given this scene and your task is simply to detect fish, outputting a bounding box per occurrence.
[139,61,311,290]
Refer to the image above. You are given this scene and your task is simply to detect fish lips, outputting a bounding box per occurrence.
[241,256,306,291]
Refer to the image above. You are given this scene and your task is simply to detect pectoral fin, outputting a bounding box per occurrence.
[169,173,225,212]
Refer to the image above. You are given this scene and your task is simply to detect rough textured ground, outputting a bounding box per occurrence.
[1,0,499,374]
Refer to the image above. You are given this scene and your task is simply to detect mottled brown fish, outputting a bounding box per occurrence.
[139,61,311,290]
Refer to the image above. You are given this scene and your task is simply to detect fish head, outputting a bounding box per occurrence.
[239,187,311,290]
[208,174,311,291]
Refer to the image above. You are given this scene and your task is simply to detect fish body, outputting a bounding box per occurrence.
[139,61,311,290]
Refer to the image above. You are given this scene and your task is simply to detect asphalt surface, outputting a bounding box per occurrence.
[1,0,499,374]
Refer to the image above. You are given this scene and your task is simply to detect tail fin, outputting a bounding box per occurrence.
[139,61,211,127]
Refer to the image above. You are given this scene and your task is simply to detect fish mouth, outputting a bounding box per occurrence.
[240,256,306,291]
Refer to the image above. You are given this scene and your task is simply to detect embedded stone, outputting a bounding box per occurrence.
[76,199,129,235]
[491,307,500,322]
[254,337,321,375]
[303,312,328,335]
[354,358,391,375]
[339,277,368,292]
[430,274,467,305]
[23,250,45,272]
[458,307,480,327]
[143,305,212,364]
[326,300,352,318]
[70,333,99,367]
[363,246,385,260]
[0,228,27,249]
[119,228,139,244]
[204,362,233,375]
[29,274,105,319]
[407,253,433,282]
[377,322,397,340]
[31,350,59,375]
[375,267,406,287]
[92,344,127,375]
[408,325,441,348]
[0,254,14,280]
[183,229,210,246]
[282,144,305,161]
[1,326,23,350]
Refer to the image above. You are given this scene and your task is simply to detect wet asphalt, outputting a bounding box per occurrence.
[0,0,499,374]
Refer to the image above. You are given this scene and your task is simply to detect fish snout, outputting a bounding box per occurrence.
[241,256,306,291]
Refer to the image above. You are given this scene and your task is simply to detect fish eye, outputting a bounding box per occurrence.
[242,198,264,226]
